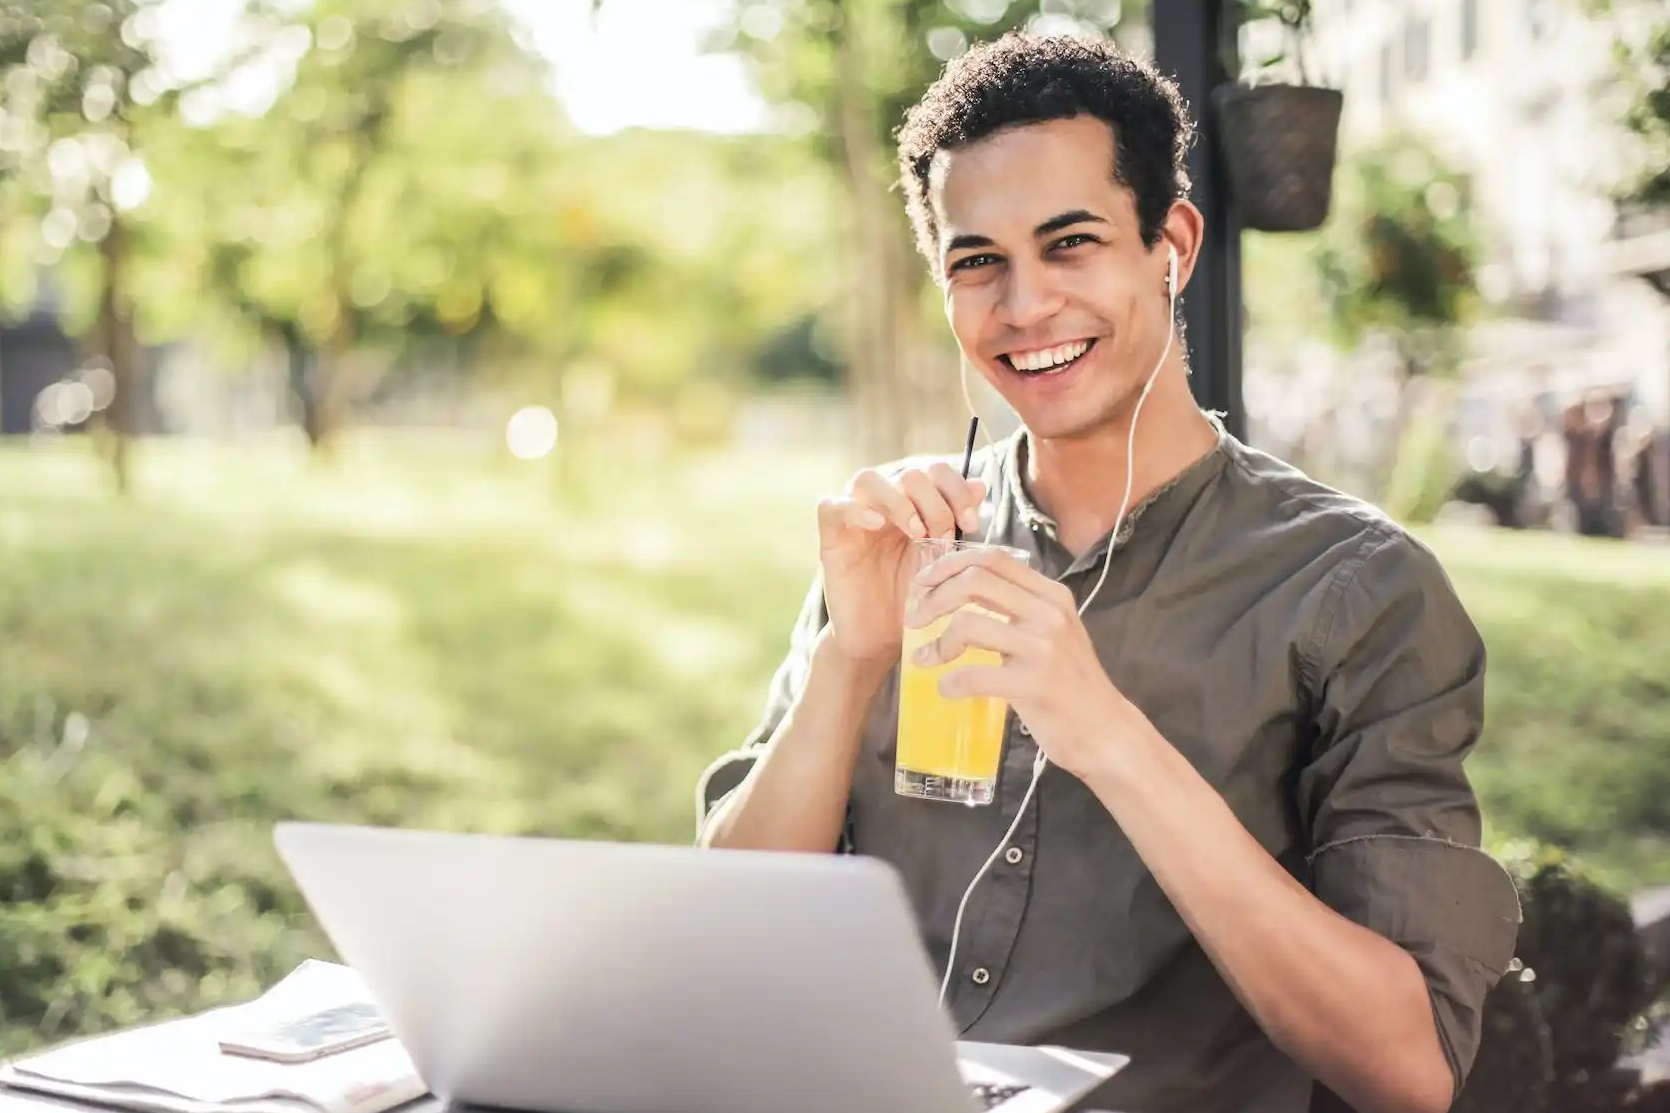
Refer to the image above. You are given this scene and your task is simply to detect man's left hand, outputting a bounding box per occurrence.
[906,546,1135,781]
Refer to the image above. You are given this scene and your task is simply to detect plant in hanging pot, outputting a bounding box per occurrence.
[1213,0,1343,233]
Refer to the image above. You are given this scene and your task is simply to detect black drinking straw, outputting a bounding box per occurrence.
[954,415,979,542]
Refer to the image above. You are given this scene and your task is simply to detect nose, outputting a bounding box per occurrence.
[997,256,1066,333]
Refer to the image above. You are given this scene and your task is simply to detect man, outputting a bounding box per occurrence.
[698,34,1519,1113]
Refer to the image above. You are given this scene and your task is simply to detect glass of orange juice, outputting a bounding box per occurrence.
[895,537,1032,806]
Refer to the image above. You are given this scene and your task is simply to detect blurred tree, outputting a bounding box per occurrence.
[707,0,1128,460]
[1590,0,1669,211]
[1311,139,1482,491]
[0,0,230,489]
[553,128,840,406]
[1314,141,1480,380]
[142,0,576,452]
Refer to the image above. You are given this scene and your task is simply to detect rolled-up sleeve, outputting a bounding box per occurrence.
[694,574,829,834]
[1297,528,1522,1094]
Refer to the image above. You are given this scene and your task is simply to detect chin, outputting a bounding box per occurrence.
[996,378,1142,443]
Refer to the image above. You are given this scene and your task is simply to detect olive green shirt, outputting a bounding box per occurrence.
[698,422,1521,1113]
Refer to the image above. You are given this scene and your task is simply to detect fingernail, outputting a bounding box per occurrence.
[912,646,932,666]
[907,516,926,538]
[960,508,980,532]
[860,509,885,529]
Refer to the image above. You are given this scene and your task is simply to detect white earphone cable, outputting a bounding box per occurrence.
[938,245,1179,1011]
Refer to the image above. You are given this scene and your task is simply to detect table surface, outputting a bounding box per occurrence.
[0,1079,1126,1113]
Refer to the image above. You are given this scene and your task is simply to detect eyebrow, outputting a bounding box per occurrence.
[942,209,1111,259]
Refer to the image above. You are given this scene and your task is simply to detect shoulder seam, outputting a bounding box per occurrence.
[1302,523,1401,689]
[1220,449,1406,688]
[1223,445,1394,534]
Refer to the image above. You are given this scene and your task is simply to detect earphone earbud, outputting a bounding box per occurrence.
[1165,244,1178,296]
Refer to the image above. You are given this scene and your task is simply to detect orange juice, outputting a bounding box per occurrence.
[895,608,1011,804]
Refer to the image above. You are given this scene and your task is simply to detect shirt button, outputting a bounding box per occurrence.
[1017,720,1031,738]
[1004,847,1024,865]
[971,967,991,985]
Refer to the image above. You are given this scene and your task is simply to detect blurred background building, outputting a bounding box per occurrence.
[1240,0,1670,532]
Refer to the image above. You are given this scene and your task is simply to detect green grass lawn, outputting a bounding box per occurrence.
[1425,525,1670,891]
[0,431,847,1052]
[0,432,1666,1052]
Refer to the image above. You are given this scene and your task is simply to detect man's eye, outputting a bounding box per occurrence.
[1050,234,1098,252]
[949,254,1000,273]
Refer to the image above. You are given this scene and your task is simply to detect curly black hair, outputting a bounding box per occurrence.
[896,33,1196,275]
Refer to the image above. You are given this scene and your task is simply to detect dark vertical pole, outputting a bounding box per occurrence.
[1153,0,1245,442]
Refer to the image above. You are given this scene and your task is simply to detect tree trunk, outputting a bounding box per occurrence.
[279,320,339,453]
[282,320,310,426]
[96,221,142,495]
[834,2,899,464]
[294,303,357,456]
[299,346,346,455]
[832,0,962,464]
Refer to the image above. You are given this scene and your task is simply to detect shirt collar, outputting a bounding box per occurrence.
[999,412,1231,561]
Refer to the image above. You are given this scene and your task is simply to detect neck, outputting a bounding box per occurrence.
[1025,354,1219,555]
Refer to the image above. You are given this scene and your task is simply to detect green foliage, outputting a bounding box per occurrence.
[549,129,841,401]
[1228,0,1317,83]
[1453,971,1554,1113]
[1429,524,1670,893]
[0,434,845,1053]
[141,0,571,356]
[1477,848,1668,1113]
[1620,19,1670,207]
[720,0,1124,162]
[1243,138,1484,392]
[1381,389,1459,524]
[1510,856,1664,1091]
[3,0,843,453]
[0,0,186,325]
[1312,139,1482,376]
[1456,847,1668,1113]
[1588,0,1670,209]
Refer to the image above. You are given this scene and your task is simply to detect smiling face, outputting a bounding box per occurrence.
[933,115,1177,443]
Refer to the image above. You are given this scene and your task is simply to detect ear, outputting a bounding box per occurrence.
[1157,201,1205,297]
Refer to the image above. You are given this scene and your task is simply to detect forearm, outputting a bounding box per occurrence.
[1081,713,1452,1113]
[699,629,889,853]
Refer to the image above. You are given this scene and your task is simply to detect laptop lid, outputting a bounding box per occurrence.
[274,822,979,1113]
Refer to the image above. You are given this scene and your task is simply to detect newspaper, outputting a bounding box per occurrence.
[0,962,426,1113]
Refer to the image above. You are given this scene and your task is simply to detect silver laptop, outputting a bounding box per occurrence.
[274,823,1124,1113]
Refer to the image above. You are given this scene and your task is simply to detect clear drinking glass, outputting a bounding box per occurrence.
[894,537,1031,806]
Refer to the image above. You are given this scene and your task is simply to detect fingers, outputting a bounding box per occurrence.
[927,462,986,536]
[911,609,1033,668]
[849,467,988,541]
[900,468,958,539]
[913,547,1074,623]
[817,496,886,536]
[937,663,1017,702]
[907,562,1053,629]
[848,469,925,537]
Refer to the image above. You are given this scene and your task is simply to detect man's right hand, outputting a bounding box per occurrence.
[815,463,988,671]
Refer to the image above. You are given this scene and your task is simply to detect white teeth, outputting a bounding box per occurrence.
[1011,339,1090,372]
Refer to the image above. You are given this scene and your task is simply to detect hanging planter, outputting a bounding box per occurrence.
[1213,82,1342,232]
[1214,1,1342,233]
